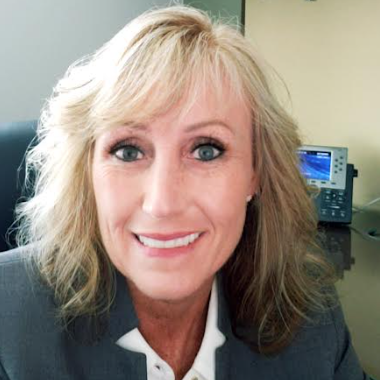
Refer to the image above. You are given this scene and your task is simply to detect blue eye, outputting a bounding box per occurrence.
[110,137,226,163]
[193,144,224,161]
[113,145,143,162]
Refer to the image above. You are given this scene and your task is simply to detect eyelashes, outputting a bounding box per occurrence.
[108,136,227,163]
[109,137,144,162]
[191,138,226,162]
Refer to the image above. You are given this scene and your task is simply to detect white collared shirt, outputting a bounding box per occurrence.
[116,279,226,380]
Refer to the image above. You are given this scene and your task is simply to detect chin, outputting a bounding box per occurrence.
[131,272,210,303]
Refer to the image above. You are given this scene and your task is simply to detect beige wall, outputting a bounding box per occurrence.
[246,0,380,211]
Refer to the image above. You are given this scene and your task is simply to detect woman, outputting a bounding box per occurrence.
[0,5,368,380]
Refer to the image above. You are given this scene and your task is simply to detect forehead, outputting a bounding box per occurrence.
[95,87,253,148]
[162,82,251,129]
[99,86,252,146]
[93,69,251,139]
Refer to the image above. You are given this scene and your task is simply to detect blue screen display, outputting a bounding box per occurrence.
[298,150,331,181]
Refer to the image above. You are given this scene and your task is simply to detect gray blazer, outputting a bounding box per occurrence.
[0,247,369,380]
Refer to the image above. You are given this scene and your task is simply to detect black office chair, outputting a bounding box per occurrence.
[0,120,37,252]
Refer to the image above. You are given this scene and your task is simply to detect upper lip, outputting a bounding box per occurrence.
[134,231,202,241]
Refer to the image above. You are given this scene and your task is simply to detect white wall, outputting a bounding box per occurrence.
[0,0,173,121]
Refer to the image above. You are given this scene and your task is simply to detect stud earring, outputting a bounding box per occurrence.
[246,195,253,203]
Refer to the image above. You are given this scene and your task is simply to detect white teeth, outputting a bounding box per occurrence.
[137,233,201,249]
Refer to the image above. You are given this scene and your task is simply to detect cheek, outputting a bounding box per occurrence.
[92,166,136,241]
[201,175,249,261]
[202,172,248,218]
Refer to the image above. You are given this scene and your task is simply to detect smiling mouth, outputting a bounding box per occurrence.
[134,232,202,249]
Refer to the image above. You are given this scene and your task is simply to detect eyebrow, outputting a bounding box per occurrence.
[123,120,235,135]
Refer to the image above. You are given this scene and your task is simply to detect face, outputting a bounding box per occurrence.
[92,84,257,303]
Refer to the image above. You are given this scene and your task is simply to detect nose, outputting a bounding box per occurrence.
[142,156,187,219]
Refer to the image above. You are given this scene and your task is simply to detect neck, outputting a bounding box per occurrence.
[127,278,214,378]
[128,278,213,338]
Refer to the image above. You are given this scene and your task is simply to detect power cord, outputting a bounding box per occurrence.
[349,226,380,242]
[351,196,380,242]
[352,196,380,214]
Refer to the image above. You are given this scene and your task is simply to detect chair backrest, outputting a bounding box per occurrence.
[0,120,37,252]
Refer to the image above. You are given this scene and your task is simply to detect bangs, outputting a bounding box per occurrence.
[89,20,246,136]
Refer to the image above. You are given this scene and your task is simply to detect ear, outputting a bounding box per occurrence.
[249,172,259,196]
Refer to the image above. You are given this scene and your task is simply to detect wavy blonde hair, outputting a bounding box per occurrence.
[16,5,338,353]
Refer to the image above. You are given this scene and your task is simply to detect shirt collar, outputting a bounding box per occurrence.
[191,277,226,379]
[115,277,226,380]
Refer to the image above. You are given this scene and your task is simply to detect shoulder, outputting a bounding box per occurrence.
[0,245,27,265]
[226,289,367,379]
[278,292,366,379]
[0,246,59,351]
[0,243,54,304]
[0,245,33,289]
[0,245,42,296]
[279,289,344,355]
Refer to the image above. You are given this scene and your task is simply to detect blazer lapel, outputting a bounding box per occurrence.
[215,273,260,380]
[215,273,232,380]
[65,269,148,379]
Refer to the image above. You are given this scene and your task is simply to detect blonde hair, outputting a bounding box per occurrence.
[16,5,337,353]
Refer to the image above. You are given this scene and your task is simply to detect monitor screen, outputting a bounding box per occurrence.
[298,150,332,181]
